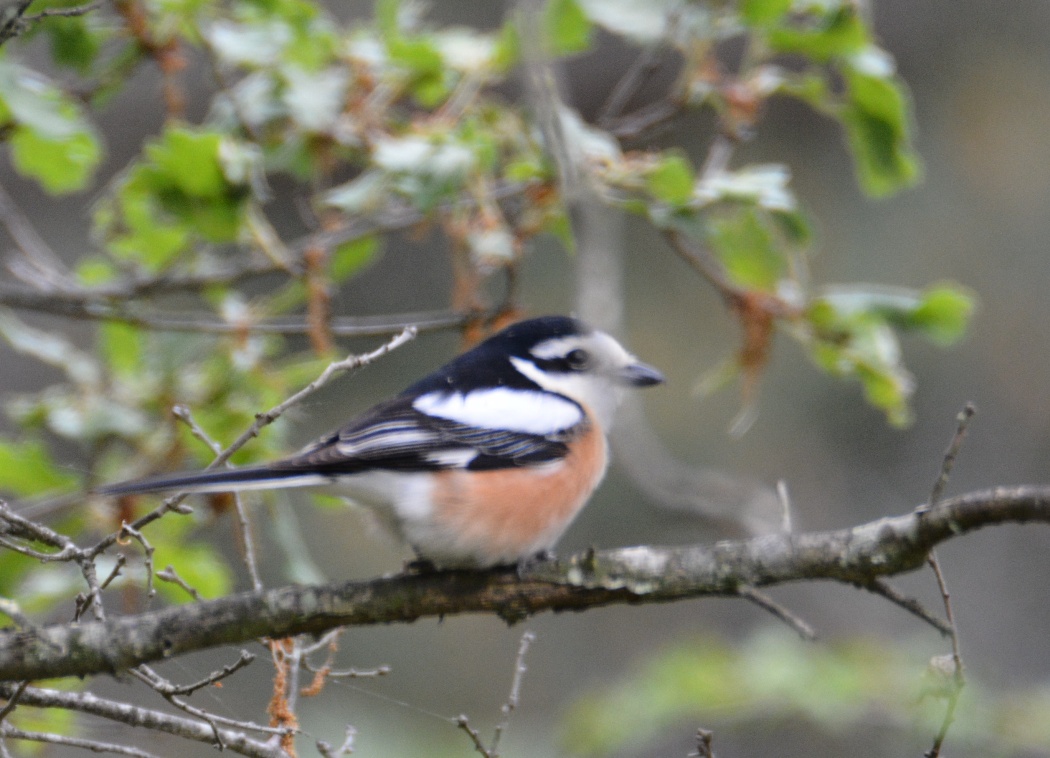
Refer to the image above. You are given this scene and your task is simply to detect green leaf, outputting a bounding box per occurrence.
[46,15,106,74]
[767,5,868,61]
[909,284,974,346]
[75,257,117,286]
[9,126,101,193]
[545,0,591,55]
[803,295,918,426]
[0,440,78,497]
[645,152,695,206]
[100,322,144,380]
[493,20,521,71]
[0,58,102,192]
[144,127,228,198]
[841,61,922,197]
[741,0,792,27]
[331,236,380,281]
[706,208,785,290]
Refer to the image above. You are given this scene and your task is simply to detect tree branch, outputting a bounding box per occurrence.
[0,682,287,758]
[1,485,1048,682]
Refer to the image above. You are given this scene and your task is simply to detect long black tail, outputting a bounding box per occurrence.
[93,465,330,497]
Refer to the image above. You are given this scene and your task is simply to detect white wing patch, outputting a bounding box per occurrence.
[335,424,437,456]
[423,449,478,467]
[412,388,583,435]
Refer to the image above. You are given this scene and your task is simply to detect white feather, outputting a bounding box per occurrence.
[412,387,582,435]
[336,427,436,455]
[424,449,478,467]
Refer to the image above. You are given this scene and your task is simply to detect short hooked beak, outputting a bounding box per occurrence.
[618,360,665,387]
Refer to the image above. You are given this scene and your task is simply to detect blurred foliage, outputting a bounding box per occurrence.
[563,628,1050,757]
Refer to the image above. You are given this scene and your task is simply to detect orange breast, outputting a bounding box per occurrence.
[429,419,608,565]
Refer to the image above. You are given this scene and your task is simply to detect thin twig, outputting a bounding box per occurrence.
[24,1,105,22]
[0,681,28,724]
[215,326,417,470]
[456,715,490,757]
[923,555,964,758]
[150,651,256,697]
[862,579,952,636]
[662,228,741,307]
[171,405,222,455]
[118,522,156,600]
[926,403,977,510]
[489,630,536,756]
[171,406,262,590]
[0,599,31,631]
[455,630,536,757]
[0,180,71,285]
[776,479,793,533]
[132,663,287,748]
[597,35,672,124]
[156,565,203,602]
[922,404,974,758]
[0,724,160,758]
[687,728,715,758]
[97,553,128,591]
[0,682,287,758]
[316,725,356,758]
[737,586,816,640]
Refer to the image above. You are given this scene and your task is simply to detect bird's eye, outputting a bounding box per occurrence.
[565,349,591,370]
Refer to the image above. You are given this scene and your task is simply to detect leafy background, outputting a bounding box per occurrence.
[0,0,1048,756]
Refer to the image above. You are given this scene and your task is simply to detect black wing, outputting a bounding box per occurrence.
[285,395,580,474]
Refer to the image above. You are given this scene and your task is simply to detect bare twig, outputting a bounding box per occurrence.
[456,616,537,757]
[489,631,536,756]
[0,682,288,758]
[171,405,222,455]
[155,565,203,602]
[132,663,290,748]
[662,227,741,307]
[687,728,716,758]
[214,326,416,469]
[118,522,156,600]
[0,181,72,287]
[776,479,793,533]
[597,37,672,125]
[98,554,128,591]
[171,405,262,590]
[921,405,975,757]
[457,714,490,757]
[0,598,31,631]
[925,403,977,511]
[862,578,952,636]
[0,723,160,758]
[0,681,28,724]
[738,586,816,640]
[24,1,105,22]
[0,1,34,45]
[153,651,256,696]
[316,725,356,758]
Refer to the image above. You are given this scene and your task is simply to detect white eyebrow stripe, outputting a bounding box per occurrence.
[412,388,583,435]
[529,335,583,360]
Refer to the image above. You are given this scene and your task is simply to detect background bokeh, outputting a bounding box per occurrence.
[3,1,1050,755]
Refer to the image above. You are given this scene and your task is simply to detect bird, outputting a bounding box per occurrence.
[96,316,664,568]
